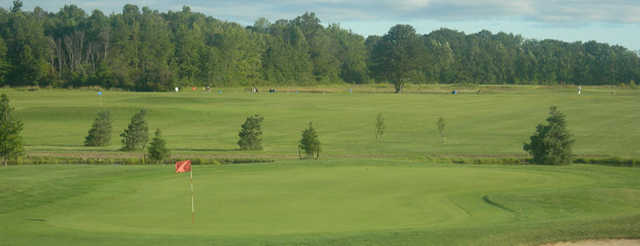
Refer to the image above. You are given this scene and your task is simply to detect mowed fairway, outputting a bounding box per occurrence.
[1,86,638,159]
[0,87,639,245]
[1,162,640,245]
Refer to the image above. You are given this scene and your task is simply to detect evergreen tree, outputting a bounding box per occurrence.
[84,110,112,146]
[298,122,320,160]
[147,128,169,163]
[523,106,574,165]
[0,94,23,166]
[120,109,149,151]
[237,114,264,150]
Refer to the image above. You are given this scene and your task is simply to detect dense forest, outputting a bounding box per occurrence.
[0,1,638,91]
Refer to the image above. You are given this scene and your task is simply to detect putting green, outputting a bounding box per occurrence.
[2,162,639,245]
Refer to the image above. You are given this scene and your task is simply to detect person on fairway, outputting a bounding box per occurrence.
[578,86,582,96]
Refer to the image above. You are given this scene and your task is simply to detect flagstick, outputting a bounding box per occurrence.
[190,167,194,224]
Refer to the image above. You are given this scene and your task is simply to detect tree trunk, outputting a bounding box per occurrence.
[394,80,404,93]
[2,158,7,167]
[142,147,146,165]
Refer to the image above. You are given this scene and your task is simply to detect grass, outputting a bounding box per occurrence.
[1,161,639,245]
[1,85,638,160]
[0,85,639,245]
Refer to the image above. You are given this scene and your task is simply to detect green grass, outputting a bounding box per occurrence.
[1,86,638,160]
[1,162,639,245]
[0,86,639,245]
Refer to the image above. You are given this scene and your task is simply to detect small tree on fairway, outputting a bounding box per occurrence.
[523,106,574,165]
[298,122,320,160]
[84,110,112,146]
[375,113,385,141]
[437,117,446,144]
[237,114,264,150]
[120,109,149,152]
[0,94,23,166]
[147,128,170,164]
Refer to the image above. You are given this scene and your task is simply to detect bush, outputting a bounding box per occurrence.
[573,157,640,167]
[523,106,574,165]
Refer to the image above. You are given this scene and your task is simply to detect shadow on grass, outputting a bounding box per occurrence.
[482,195,516,213]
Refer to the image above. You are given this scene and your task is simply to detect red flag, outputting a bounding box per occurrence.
[175,160,191,173]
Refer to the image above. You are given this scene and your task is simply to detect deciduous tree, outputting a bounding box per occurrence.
[370,24,423,93]
[0,94,23,166]
[375,113,385,141]
[437,117,446,144]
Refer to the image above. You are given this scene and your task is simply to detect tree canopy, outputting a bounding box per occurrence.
[370,25,424,93]
[0,3,638,90]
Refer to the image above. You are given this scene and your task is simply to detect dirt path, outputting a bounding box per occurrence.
[542,239,640,246]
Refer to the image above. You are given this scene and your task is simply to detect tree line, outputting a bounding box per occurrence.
[0,1,638,91]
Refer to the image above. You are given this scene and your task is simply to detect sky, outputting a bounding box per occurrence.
[3,0,639,51]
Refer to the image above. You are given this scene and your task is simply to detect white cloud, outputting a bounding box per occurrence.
[4,0,640,24]
[390,0,431,10]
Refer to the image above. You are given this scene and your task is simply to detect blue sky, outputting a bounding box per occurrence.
[4,0,640,51]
